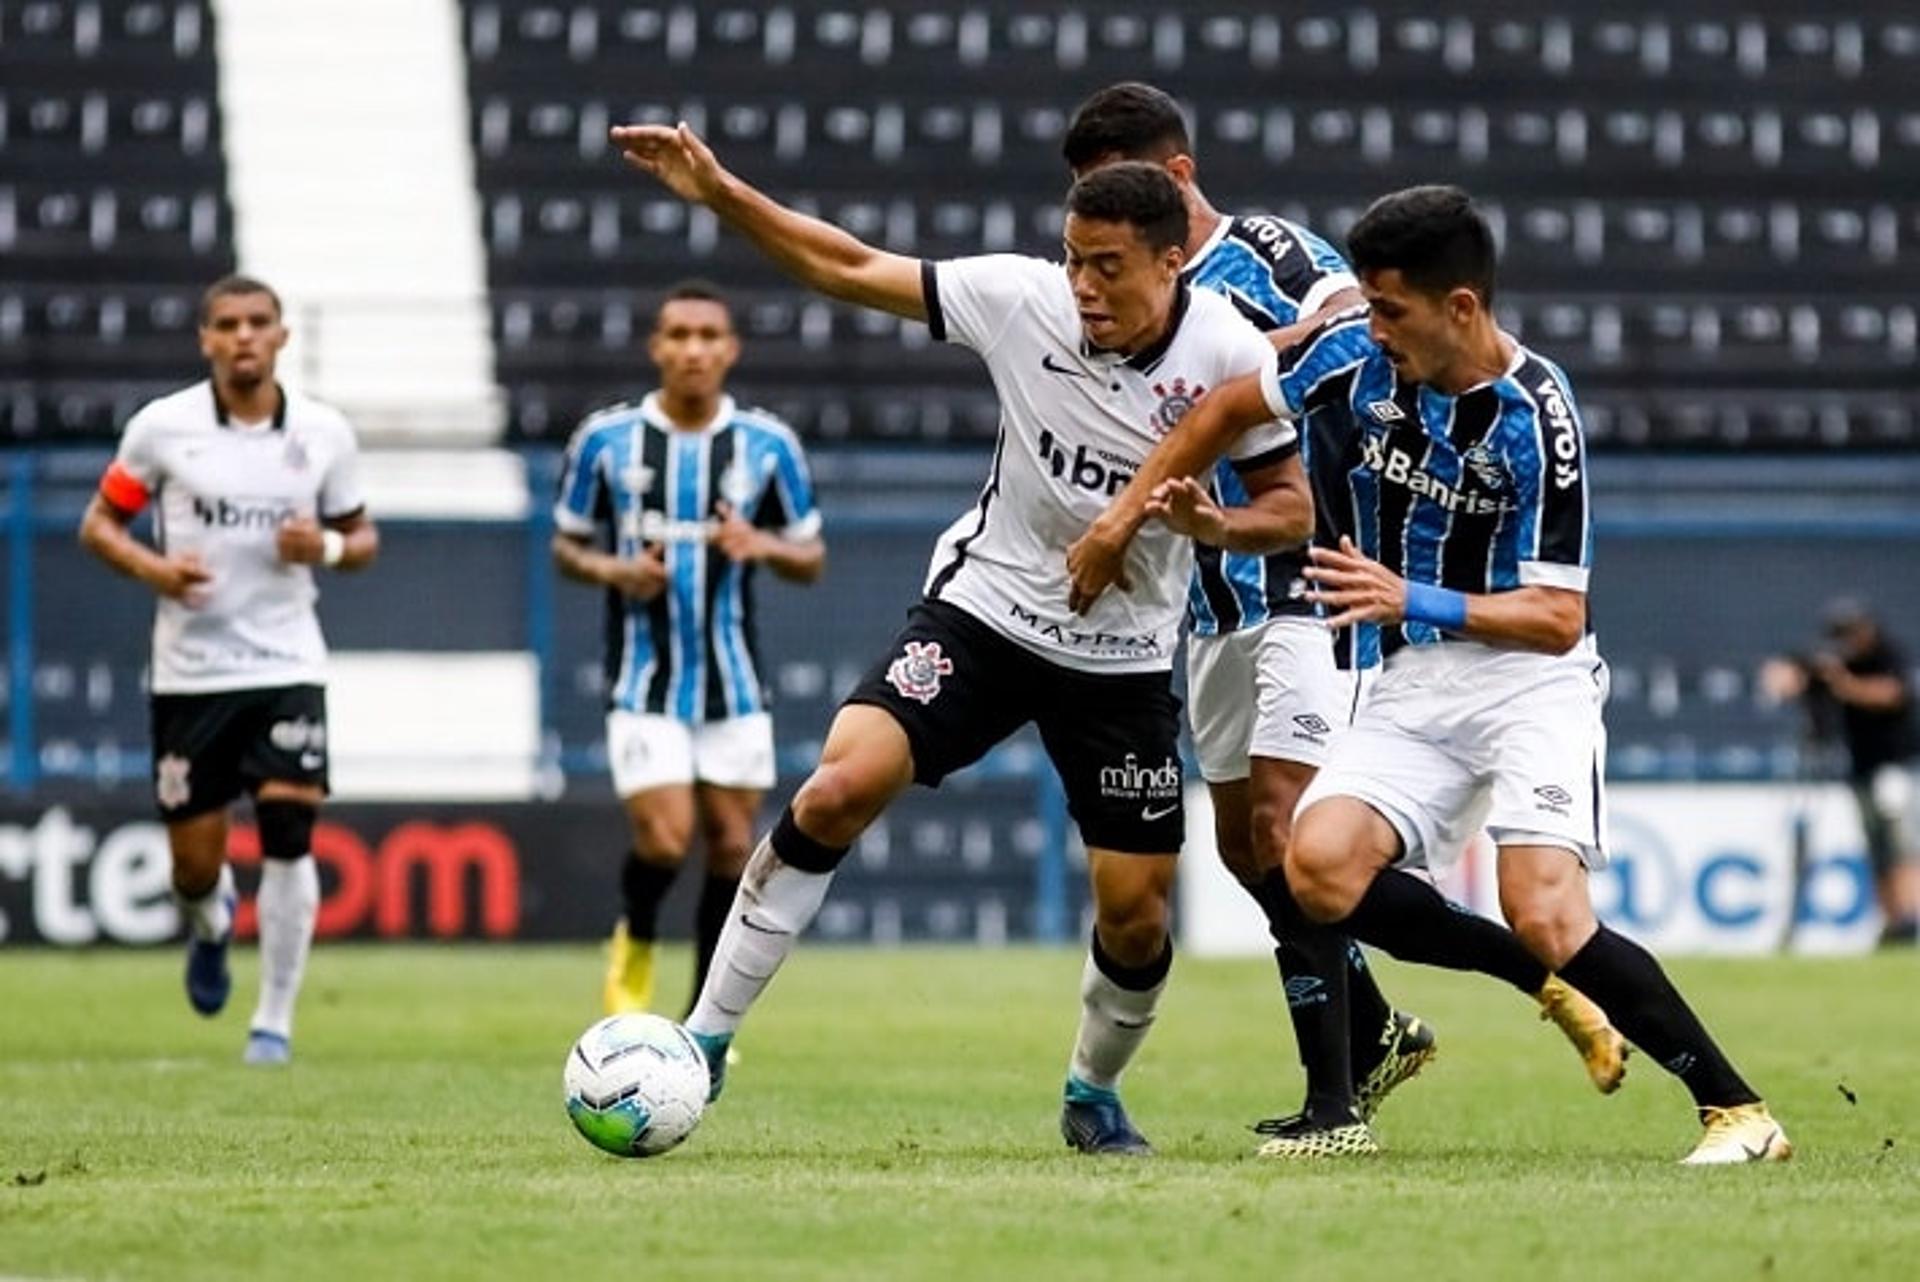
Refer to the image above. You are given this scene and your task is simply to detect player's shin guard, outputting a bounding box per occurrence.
[1557,925,1760,1109]
[1341,868,1549,995]
[684,808,843,1040]
[1256,869,1356,1117]
[1068,931,1172,1092]
[251,857,319,1040]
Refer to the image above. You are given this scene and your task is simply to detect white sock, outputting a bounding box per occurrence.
[686,835,835,1038]
[179,863,235,941]
[1068,940,1171,1092]
[250,857,320,1040]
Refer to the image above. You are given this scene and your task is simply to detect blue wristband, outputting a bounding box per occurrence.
[1403,582,1468,631]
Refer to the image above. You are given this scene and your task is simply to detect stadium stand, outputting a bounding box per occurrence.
[0,0,233,440]
[453,3,1920,446]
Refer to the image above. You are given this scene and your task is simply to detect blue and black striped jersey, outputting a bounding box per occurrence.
[1261,319,1594,666]
[555,392,821,722]
[1182,213,1356,636]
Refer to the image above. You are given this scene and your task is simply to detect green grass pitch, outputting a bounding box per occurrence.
[2,945,1916,1281]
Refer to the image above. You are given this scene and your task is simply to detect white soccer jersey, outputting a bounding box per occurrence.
[921,255,1296,673]
[104,380,365,694]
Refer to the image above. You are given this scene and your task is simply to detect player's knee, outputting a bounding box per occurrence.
[1500,892,1590,969]
[790,762,886,845]
[628,808,693,862]
[1094,897,1170,967]
[1282,827,1347,922]
[1248,799,1294,876]
[255,798,316,861]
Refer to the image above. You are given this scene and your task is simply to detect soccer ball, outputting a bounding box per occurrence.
[563,1014,710,1158]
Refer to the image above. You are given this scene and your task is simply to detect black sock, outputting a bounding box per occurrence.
[1342,869,1549,996]
[687,872,739,1015]
[1255,869,1393,1084]
[771,805,851,873]
[620,852,680,939]
[1341,940,1397,1076]
[1558,925,1759,1109]
[1254,869,1354,1118]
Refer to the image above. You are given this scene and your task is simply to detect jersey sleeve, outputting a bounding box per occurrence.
[318,413,367,520]
[750,429,823,541]
[1257,313,1374,420]
[922,254,1051,355]
[553,420,612,536]
[1214,317,1298,470]
[1508,364,1592,593]
[100,402,164,513]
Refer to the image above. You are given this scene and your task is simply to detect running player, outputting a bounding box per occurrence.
[1069,186,1789,1164]
[612,121,1309,1154]
[553,281,825,1018]
[77,274,377,1065]
[1062,84,1621,1157]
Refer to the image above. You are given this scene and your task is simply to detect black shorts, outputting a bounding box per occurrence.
[149,684,330,820]
[845,600,1183,854]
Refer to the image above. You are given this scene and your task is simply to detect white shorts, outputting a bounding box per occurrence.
[1296,637,1610,871]
[606,710,776,796]
[1188,616,1356,782]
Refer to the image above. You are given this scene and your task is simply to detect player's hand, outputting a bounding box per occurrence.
[149,551,213,606]
[1065,520,1135,614]
[1304,536,1406,629]
[611,122,727,204]
[606,543,669,601]
[1143,477,1228,545]
[275,515,327,565]
[709,502,766,564]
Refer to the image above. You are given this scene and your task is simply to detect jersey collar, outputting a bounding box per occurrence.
[1181,214,1234,278]
[640,391,736,433]
[209,381,288,430]
[1079,280,1192,374]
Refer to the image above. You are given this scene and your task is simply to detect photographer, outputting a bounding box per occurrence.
[1762,599,1920,946]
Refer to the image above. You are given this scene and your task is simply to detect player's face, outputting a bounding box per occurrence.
[649,298,739,400]
[1359,268,1475,386]
[1062,214,1183,355]
[198,292,287,391]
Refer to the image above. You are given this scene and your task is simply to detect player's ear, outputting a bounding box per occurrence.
[1163,153,1197,186]
[1445,285,1481,326]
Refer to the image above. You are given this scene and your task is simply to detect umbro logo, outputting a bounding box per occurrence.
[1292,713,1333,739]
[1040,353,1089,379]
[1533,784,1574,811]
[1283,975,1326,1007]
[1366,399,1406,423]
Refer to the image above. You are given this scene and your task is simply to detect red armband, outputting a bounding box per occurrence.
[99,462,151,514]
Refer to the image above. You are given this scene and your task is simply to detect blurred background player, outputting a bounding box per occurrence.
[614,120,1308,1155]
[552,281,825,1016]
[76,274,378,1065]
[1762,598,1920,946]
[1061,84,1617,1157]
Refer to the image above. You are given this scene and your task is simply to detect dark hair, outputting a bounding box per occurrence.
[1346,185,1498,304]
[1062,82,1191,171]
[198,274,281,325]
[654,278,732,328]
[1065,162,1189,255]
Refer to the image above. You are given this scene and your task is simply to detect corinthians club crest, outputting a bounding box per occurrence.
[885,640,954,705]
[1148,377,1206,437]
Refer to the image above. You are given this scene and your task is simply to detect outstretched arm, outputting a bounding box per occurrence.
[1065,372,1275,612]
[612,122,926,321]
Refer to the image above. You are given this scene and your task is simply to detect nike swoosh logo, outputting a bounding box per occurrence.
[1140,803,1178,822]
[1041,353,1089,379]
[1740,1130,1780,1161]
